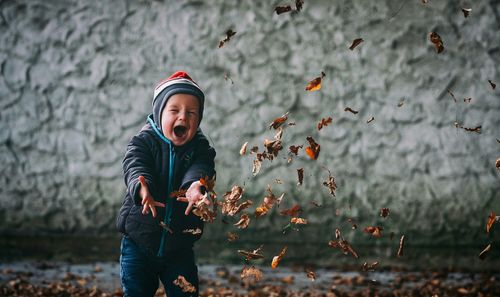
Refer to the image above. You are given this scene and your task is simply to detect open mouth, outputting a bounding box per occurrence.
[173,126,188,138]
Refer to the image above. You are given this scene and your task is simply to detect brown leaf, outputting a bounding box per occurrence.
[269,112,289,129]
[398,99,405,107]
[367,116,375,123]
[159,221,173,234]
[199,176,216,193]
[280,204,302,217]
[218,29,236,48]
[487,211,496,233]
[364,226,383,238]
[227,232,239,242]
[238,245,264,261]
[328,238,359,258]
[317,117,332,130]
[361,261,379,271]
[234,214,250,229]
[222,185,252,216]
[271,246,288,269]
[380,208,390,218]
[173,275,196,293]
[170,189,187,198]
[462,7,471,18]
[322,168,337,197]
[305,71,325,91]
[305,268,316,281]
[275,5,292,15]
[240,142,248,155]
[240,266,263,281]
[250,146,259,154]
[489,79,496,90]
[289,145,303,155]
[297,168,304,186]
[447,89,457,102]
[182,228,202,235]
[305,136,320,160]
[479,243,491,260]
[429,32,444,53]
[295,0,304,11]
[496,158,500,169]
[291,217,308,224]
[344,107,359,114]
[255,185,280,217]
[192,195,217,223]
[463,97,472,103]
[349,38,364,50]
[463,125,481,134]
[397,235,405,257]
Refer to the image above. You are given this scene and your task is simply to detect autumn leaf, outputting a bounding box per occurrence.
[463,125,481,134]
[289,145,303,155]
[240,142,248,155]
[487,211,496,233]
[489,80,496,90]
[305,71,326,91]
[295,0,304,11]
[305,268,316,281]
[240,266,263,281]
[397,235,405,257]
[398,99,405,107]
[275,5,292,15]
[364,226,383,238]
[322,167,337,197]
[159,221,173,234]
[380,208,390,218]
[252,158,262,176]
[269,112,289,129]
[367,116,375,123]
[297,168,304,186]
[344,107,359,114]
[238,245,264,261]
[234,214,250,229]
[429,32,444,53]
[496,158,500,169]
[264,138,283,157]
[328,238,359,259]
[222,185,248,216]
[224,73,234,84]
[447,89,457,102]
[463,97,471,103]
[170,189,187,198]
[317,117,332,130]
[182,228,202,235]
[192,194,217,223]
[305,136,320,160]
[227,232,239,242]
[255,185,281,218]
[250,146,259,154]
[461,7,471,18]
[218,29,236,48]
[291,217,308,224]
[199,176,216,193]
[361,261,379,271]
[349,38,364,50]
[479,243,491,260]
[280,204,302,217]
[173,275,196,293]
[271,246,287,269]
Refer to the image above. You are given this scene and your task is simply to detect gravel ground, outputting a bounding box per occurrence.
[1,261,499,296]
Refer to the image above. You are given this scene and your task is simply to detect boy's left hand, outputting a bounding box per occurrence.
[177,181,210,215]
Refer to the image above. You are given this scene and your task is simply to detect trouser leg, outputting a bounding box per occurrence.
[120,236,159,297]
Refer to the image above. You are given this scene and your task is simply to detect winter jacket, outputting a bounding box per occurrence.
[116,115,216,256]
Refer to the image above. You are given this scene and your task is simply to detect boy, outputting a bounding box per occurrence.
[116,71,216,297]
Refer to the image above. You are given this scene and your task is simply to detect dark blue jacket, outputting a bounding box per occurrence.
[116,115,216,256]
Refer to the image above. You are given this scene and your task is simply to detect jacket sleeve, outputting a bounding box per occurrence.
[123,132,158,205]
[180,131,216,189]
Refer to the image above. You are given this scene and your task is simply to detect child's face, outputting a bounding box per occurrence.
[161,94,200,146]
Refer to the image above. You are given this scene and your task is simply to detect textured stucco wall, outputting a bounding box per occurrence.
[0,0,499,250]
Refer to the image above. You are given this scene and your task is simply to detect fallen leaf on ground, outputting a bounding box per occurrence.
[240,266,263,281]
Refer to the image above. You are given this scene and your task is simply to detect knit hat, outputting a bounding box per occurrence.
[152,71,205,131]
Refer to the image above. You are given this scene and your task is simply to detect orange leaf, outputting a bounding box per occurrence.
[487,211,496,233]
[271,246,287,269]
[364,226,383,238]
[305,71,325,91]
[291,217,307,224]
[280,204,302,217]
[305,136,320,160]
[269,112,289,129]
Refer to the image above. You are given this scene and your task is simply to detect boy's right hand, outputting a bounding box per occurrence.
[138,176,165,218]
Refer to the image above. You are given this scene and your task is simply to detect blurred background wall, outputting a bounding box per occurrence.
[0,0,499,264]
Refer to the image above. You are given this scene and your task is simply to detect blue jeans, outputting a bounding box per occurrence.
[120,235,199,297]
